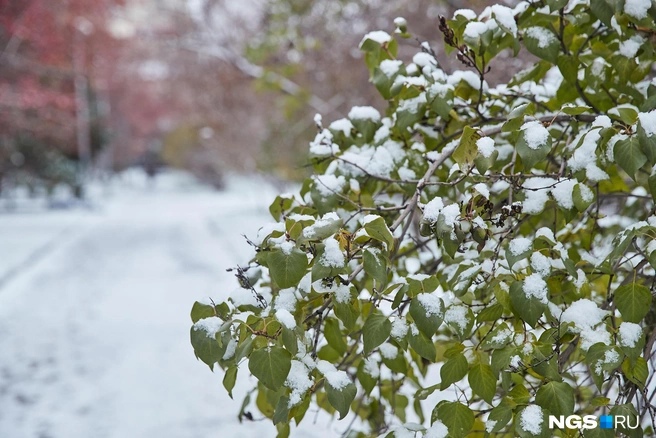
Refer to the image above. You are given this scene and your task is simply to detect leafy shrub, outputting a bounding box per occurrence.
[191,1,656,436]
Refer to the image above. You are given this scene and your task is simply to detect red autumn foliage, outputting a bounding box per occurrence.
[0,0,126,163]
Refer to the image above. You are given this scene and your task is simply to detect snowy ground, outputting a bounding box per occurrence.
[0,171,338,438]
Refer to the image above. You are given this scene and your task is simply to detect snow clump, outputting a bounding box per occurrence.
[417,292,443,317]
[320,238,345,268]
[285,360,313,406]
[317,360,351,390]
[520,405,544,435]
[194,316,223,338]
[521,120,550,150]
[619,322,642,348]
[561,299,610,350]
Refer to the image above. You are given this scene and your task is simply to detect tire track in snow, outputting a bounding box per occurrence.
[0,223,83,292]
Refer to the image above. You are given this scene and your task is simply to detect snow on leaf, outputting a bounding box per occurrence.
[519,405,544,436]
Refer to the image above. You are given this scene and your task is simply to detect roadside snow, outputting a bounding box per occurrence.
[0,171,328,438]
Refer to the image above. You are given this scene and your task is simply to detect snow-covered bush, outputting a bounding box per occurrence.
[191,2,656,436]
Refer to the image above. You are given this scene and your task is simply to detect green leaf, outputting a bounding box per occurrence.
[474,149,498,174]
[268,248,309,289]
[310,184,339,213]
[363,248,388,288]
[440,229,461,259]
[326,381,356,420]
[445,306,474,339]
[325,317,347,354]
[223,366,238,398]
[409,294,444,337]
[382,349,408,373]
[562,105,592,115]
[503,115,525,133]
[290,394,311,425]
[248,347,292,391]
[392,394,409,424]
[281,327,298,355]
[614,137,647,180]
[508,103,531,119]
[397,107,425,131]
[443,343,464,359]
[477,303,504,322]
[509,281,546,327]
[509,60,552,87]
[463,21,493,48]
[286,216,314,241]
[516,124,552,170]
[468,362,496,404]
[410,331,437,361]
[359,38,380,53]
[523,27,559,63]
[547,0,568,11]
[276,422,290,438]
[452,126,480,166]
[407,275,439,295]
[573,184,594,211]
[487,399,514,433]
[312,243,345,281]
[439,353,468,390]
[615,282,652,323]
[234,335,254,362]
[190,326,224,369]
[297,216,342,242]
[637,120,656,164]
[481,323,513,350]
[429,88,454,119]
[586,344,623,390]
[590,0,614,26]
[620,325,645,360]
[215,302,231,320]
[557,53,578,85]
[415,383,440,401]
[364,216,395,250]
[622,356,649,389]
[269,195,294,221]
[531,347,563,382]
[363,313,392,354]
[606,229,637,267]
[255,387,274,418]
[334,302,358,331]
[586,344,606,390]
[506,241,532,270]
[318,344,340,362]
[391,284,408,310]
[431,401,474,438]
[535,381,574,416]
[508,384,531,404]
[592,396,611,407]
[191,301,216,323]
[610,106,639,125]
[357,361,377,394]
[273,395,290,425]
[372,67,393,100]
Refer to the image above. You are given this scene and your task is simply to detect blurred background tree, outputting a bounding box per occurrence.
[1,0,525,197]
[238,0,531,178]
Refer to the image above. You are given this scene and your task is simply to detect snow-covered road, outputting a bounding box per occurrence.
[0,172,324,438]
